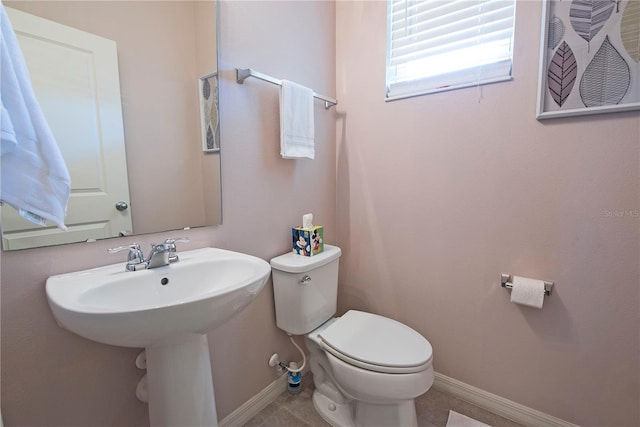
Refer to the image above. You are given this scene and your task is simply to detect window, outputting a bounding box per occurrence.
[386,0,516,100]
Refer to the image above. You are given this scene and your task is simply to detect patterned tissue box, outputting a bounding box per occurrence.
[292,226,324,256]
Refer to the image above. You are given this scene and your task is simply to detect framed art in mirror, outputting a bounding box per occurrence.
[200,72,220,152]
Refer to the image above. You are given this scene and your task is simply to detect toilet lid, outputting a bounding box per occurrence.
[318,310,432,374]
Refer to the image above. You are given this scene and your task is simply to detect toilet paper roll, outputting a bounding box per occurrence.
[510,276,545,309]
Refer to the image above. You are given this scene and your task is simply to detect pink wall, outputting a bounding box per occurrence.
[335,1,639,426]
[0,1,336,425]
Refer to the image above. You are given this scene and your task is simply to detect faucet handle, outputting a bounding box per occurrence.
[108,243,145,267]
[163,237,190,263]
[164,237,190,246]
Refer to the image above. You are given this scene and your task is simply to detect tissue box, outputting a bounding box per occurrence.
[292,226,324,256]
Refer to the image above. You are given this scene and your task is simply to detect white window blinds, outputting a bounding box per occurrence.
[386,0,516,100]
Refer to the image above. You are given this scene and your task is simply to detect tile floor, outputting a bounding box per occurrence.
[243,374,523,427]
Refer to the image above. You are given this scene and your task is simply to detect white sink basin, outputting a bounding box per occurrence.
[46,247,271,426]
[46,247,271,347]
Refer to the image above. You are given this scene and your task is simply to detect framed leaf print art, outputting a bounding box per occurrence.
[199,72,220,152]
[536,0,640,119]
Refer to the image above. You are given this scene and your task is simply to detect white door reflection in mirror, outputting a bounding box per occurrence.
[1,7,132,250]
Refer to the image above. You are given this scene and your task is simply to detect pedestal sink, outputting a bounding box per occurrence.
[46,247,271,426]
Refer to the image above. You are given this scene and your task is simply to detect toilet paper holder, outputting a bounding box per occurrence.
[501,273,554,296]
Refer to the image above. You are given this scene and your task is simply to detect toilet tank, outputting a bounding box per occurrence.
[270,245,341,335]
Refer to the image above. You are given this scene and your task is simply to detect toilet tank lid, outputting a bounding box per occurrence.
[270,244,341,273]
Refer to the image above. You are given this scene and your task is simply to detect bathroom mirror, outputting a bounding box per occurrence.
[1,1,221,251]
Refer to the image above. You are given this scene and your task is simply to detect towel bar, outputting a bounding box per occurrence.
[501,273,554,296]
[236,68,338,109]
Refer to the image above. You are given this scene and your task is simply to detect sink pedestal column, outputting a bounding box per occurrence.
[146,333,217,426]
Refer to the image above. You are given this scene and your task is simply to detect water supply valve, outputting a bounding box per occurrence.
[268,353,286,374]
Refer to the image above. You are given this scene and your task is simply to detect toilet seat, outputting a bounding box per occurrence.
[318,310,432,374]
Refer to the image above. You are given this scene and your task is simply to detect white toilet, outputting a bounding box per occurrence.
[270,245,434,427]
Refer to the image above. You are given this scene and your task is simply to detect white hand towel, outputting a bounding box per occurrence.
[279,79,314,159]
[1,103,17,155]
[0,3,71,230]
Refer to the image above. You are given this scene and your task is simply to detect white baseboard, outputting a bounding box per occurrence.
[219,361,308,427]
[220,368,578,427]
[219,374,287,427]
[433,372,579,427]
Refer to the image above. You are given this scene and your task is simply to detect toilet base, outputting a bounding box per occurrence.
[306,321,427,427]
[312,389,419,427]
[313,390,354,427]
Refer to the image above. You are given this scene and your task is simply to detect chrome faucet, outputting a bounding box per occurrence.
[108,237,190,271]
